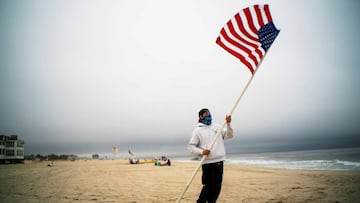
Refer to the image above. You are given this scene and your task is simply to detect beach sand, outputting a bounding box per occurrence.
[0,160,359,203]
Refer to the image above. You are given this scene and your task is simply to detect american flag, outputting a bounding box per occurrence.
[216,4,280,74]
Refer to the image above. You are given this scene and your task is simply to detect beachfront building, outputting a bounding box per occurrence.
[0,135,25,164]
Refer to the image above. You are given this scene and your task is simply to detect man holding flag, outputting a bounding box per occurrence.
[177,4,279,202]
[188,108,233,203]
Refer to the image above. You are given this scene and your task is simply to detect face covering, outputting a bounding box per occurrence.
[200,114,212,125]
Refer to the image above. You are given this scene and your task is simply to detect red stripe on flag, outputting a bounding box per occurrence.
[234,13,258,42]
[220,29,259,67]
[226,20,264,62]
[243,8,258,35]
[254,47,263,60]
[216,37,255,74]
[227,21,259,50]
[264,4,273,22]
[254,5,264,27]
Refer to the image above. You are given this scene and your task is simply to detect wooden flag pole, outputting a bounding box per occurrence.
[176,53,270,202]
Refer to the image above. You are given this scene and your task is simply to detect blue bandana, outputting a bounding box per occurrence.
[199,114,212,125]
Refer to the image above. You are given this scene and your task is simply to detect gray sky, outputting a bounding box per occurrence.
[1,0,359,154]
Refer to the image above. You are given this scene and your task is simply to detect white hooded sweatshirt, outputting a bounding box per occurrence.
[188,122,234,164]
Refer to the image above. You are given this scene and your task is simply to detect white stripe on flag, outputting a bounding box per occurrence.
[223,23,262,63]
[239,11,258,39]
[218,33,257,70]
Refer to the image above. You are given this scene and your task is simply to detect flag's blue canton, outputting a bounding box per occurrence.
[258,22,280,52]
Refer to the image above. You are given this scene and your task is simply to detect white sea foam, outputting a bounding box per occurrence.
[226,158,360,170]
[221,148,360,170]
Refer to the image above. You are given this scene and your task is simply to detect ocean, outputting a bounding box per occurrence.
[80,145,360,171]
[224,147,360,170]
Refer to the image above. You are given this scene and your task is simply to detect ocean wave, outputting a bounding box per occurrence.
[226,159,360,170]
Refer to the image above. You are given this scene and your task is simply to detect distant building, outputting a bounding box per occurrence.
[92,154,99,159]
[0,135,25,164]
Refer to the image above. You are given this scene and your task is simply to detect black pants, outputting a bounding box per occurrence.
[197,161,223,203]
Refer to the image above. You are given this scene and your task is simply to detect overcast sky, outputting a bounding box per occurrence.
[1,0,359,154]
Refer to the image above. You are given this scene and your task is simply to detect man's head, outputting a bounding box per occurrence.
[198,108,212,125]
[198,108,209,117]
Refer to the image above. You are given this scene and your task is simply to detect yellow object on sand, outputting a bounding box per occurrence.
[140,159,157,164]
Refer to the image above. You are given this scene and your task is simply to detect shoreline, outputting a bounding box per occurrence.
[24,158,360,172]
[68,147,360,171]
[0,160,359,202]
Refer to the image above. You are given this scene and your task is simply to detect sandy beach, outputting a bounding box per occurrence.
[0,160,359,203]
